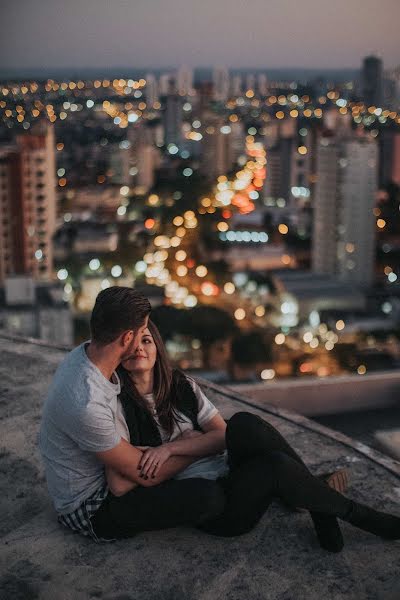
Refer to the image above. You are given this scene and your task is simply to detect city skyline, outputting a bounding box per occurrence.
[1,0,399,75]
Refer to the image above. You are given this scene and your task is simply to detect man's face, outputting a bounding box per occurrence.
[122,315,149,359]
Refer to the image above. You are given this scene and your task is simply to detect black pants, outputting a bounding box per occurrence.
[91,412,351,539]
[198,411,351,536]
[90,477,225,539]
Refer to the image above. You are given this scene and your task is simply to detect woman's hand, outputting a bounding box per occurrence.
[138,445,172,479]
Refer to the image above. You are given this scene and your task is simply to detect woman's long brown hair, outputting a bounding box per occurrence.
[121,319,185,437]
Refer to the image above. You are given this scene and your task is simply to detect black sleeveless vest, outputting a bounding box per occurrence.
[117,368,202,447]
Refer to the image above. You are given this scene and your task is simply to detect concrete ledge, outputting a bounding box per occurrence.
[199,377,400,479]
[1,334,400,600]
[231,371,400,416]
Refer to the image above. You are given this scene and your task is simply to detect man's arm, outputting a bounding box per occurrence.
[164,414,226,458]
[96,438,199,494]
[137,413,227,478]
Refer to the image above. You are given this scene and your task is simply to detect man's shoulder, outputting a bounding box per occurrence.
[47,344,94,405]
[52,344,87,383]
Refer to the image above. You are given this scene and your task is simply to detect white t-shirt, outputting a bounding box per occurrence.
[39,343,122,514]
[115,377,229,481]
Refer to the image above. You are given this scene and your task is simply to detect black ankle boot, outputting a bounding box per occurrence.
[311,513,344,553]
[342,501,400,540]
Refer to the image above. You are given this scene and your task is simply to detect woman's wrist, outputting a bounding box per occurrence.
[165,441,177,456]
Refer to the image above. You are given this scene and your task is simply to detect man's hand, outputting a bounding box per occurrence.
[97,438,199,488]
[137,431,204,477]
[139,445,172,478]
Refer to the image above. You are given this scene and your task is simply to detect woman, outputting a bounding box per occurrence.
[96,321,400,551]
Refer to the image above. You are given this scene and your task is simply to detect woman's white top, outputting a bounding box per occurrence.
[114,377,229,481]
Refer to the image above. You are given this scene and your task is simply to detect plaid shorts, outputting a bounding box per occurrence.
[58,485,116,542]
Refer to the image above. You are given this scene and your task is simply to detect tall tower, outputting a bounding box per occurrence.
[163,94,183,148]
[137,146,161,191]
[144,73,159,108]
[159,73,172,96]
[231,75,242,97]
[257,73,268,96]
[379,129,400,187]
[312,133,378,287]
[200,115,234,179]
[264,138,293,203]
[362,55,383,108]
[245,73,256,93]
[213,67,230,102]
[0,123,56,283]
[177,66,194,96]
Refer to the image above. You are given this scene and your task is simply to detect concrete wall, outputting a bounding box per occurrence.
[231,370,400,416]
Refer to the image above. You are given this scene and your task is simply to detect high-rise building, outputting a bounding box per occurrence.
[312,133,378,286]
[200,115,236,179]
[0,276,73,345]
[263,137,292,203]
[257,73,269,96]
[0,123,56,284]
[159,73,172,96]
[136,145,161,191]
[162,94,183,148]
[245,73,256,93]
[229,121,246,164]
[144,73,159,108]
[213,67,230,102]
[231,75,242,97]
[108,144,132,185]
[177,66,194,96]
[323,108,352,133]
[383,67,400,110]
[361,55,384,108]
[378,129,400,187]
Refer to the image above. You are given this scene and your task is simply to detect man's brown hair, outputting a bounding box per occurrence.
[90,286,151,344]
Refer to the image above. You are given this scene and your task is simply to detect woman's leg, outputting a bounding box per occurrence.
[200,450,400,542]
[258,450,400,540]
[226,411,309,470]
[199,450,345,550]
[222,412,344,551]
[91,478,225,539]
[201,413,400,548]
[198,456,276,537]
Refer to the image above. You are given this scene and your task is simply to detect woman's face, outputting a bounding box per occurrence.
[121,328,157,374]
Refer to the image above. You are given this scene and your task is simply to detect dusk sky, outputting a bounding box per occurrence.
[1,0,399,74]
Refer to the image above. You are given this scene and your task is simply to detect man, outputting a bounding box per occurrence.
[39,286,225,541]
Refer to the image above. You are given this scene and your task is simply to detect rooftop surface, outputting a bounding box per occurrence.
[0,334,399,600]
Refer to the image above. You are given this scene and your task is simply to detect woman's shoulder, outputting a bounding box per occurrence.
[172,369,198,391]
[172,368,192,384]
[173,370,210,404]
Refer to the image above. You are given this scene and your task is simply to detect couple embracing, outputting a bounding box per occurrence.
[39,286,400,551]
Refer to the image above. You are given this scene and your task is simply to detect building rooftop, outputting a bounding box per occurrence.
[270,270,364,300]
[0,333,399,600]
[0,284,68,310]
